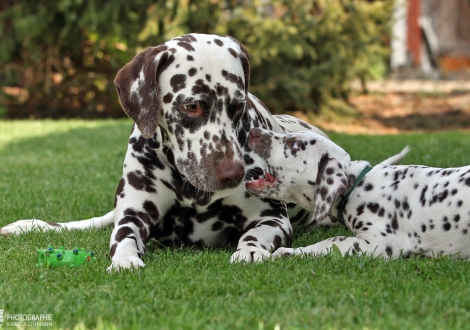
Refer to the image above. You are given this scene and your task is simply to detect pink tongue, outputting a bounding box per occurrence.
[246,171,276,189]
[265,171,276,182]
[246,179,269,189]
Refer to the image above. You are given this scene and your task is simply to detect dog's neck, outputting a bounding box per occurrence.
[347,160,373,188]
[327,160,372,224]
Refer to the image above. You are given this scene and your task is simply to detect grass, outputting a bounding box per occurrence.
[1,120,470,329]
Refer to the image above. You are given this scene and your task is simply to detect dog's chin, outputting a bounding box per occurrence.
[192,180,241,193]
[189,175,245,193]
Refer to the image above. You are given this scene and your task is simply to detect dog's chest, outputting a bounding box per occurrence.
[149,190,254,246]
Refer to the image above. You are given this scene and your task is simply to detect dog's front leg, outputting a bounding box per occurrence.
[272,236,384,259]
[230,210,293,263]
[107,132,170,272]
[107,181,162,272]
[108,223,146,271]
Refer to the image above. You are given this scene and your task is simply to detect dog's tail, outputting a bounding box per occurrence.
[0,211,115,235]
[380,146,410,165]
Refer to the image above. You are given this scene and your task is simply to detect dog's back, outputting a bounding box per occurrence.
[345,163,470,258]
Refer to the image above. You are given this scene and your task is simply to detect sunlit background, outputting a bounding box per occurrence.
[0,0,469,132]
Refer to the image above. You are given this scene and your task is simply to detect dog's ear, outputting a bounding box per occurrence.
[313,154,348,222]
[114,46,171,138]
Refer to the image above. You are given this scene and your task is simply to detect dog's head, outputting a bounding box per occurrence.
[246,128,351,222]
[114,34,250,192]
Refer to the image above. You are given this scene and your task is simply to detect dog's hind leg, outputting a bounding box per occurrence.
[0,211,115,235]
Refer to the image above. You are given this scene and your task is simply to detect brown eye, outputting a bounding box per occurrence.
[286,137,302,151]
[290,140,300,151]
[181,103,202,116]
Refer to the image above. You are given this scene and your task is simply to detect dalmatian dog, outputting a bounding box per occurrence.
[247,127,470,260]
[1,33,335,271]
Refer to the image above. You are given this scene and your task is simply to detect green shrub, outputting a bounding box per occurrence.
[0,0,392,118]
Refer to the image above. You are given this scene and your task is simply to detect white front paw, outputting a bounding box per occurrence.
[230,247,271,263]
[107,256,145,272]
[272,247,295,258]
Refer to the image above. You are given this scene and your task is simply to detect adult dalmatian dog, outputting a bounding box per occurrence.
[1,33,336,271]
[246,127,470,260]
[1,34,409,270]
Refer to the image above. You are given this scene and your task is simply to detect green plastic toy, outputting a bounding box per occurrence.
[37,246,96,267]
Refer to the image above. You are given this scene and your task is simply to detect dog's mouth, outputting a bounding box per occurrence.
[245,169,278,192]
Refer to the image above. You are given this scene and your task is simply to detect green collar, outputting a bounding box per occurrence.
[335,165,372,226]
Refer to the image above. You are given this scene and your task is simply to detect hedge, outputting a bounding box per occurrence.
[0,0,392,119]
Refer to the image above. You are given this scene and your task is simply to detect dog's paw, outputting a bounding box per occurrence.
[107,256,145,272]
[272,247,295,258]
[230,247,271,263]
[0,220,60,235]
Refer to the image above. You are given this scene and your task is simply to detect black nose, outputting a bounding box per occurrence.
[217,160,245,189]
[249,128,263,139]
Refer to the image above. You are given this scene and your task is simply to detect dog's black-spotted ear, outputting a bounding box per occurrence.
[313,154,348,222]
[114,45,171,139]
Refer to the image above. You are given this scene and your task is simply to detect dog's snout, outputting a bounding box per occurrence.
[217,160,245,189]
[249,128,263,139]
[248,128,264,149]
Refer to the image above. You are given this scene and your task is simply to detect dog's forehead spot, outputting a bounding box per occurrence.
[162,93,173,104]
[228,48,238,58]
[191,79,211,96]
[174,35,197,48]
[170,74,187,93]
[165,37,242,70]
[162,65,244,105]
[177,41,195,52]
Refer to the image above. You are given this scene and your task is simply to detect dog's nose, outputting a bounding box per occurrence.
[249,128,263,139]
[217,160,245,189]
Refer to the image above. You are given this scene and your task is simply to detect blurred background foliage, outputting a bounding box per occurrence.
[0,0,392,119]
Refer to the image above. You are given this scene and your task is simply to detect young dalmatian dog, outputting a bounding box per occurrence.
[1,33,336,271]
[246,127,470,260]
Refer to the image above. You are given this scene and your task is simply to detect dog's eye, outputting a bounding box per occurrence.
[291,141,299,151]
[181,103,202,116]
[286,137,301,151]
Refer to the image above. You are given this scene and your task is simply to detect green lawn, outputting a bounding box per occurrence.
[1,120,470,329]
